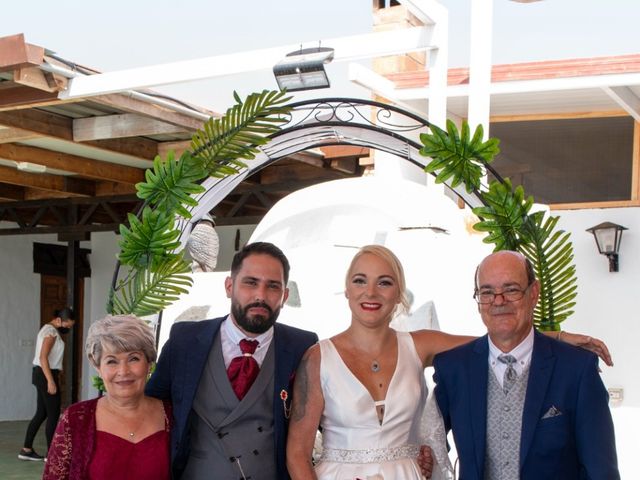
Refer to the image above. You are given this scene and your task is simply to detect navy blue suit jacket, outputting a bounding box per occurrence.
[433,330,619,480]
[146,317,318,479]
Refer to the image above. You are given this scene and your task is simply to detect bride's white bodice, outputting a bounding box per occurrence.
[315,331,426,480]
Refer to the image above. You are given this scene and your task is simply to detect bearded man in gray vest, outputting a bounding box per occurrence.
[146,242,318,479]
[433,250,619,480]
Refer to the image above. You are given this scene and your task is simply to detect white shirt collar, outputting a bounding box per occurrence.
[488,326,535,376]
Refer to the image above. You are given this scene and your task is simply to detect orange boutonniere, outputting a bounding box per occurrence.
[280,389,291,419]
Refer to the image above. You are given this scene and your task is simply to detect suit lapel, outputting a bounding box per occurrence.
[470,337,489,477]
[183,319,223,413]
[520,331,555,469]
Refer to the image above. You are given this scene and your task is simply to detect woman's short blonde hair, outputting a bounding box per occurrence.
[345,245,410,316]
[85,314,157,369]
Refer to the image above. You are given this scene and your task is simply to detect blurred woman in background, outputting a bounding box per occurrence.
[19,307,74,461]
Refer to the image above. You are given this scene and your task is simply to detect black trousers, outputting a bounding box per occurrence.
[23,366,61,451]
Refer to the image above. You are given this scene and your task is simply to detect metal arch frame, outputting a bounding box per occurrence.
[175,97,486,245]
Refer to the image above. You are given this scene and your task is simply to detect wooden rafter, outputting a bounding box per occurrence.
[0,84,61,110]
[0,181,25,201]
[73,113,186,141]
[12,66,67,93]
[0,126,41,143]
[95,94,211,131]
[0,164,94,196]
[0,193,140,236]
[0,143,145,184]
[0,109,159,159]
[0,34,44,72]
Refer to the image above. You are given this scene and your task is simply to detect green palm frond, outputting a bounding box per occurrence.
[472,179,534,251]
[118,207,181,269]
[420,120,500,193]
[519,212,577,329]
[191,90,292,177]
[108,255,193,317]
[135,151,207,219]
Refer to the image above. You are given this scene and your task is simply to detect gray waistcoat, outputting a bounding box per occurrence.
[484,365,530,480]
[182,332,276,480]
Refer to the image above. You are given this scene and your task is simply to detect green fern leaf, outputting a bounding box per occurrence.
[118,207,181,269]
[517,213,578,330]
[109,256,193,317]
[135,151,207,219]
[473,179,532,251]
[420,120,500,194]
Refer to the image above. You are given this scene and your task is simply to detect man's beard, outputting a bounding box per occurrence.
[231,300,281,334]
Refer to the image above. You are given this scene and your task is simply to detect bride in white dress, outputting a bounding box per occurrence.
[286,245,608,480]
[286,245,464,480]
[314,331,431,479]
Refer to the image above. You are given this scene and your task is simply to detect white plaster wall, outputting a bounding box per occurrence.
[555,207,640,478]
[554,207,640,408]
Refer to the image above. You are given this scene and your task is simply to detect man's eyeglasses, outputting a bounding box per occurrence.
[473,283,532,305]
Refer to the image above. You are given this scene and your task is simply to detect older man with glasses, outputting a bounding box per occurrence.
[433,250,619,480]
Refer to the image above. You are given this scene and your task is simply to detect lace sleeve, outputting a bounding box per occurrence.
[420,387,454,480]
[43,408,72,480]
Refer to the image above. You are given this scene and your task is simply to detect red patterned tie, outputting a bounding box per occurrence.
[227,339,260,400]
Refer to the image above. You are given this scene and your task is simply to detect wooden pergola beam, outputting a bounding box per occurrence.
[0,164,94,196]
[158,140,190,158]
[0,126,41,143]
[13,66,67,93]
[0,193,141,235]
[0,84,61,110]
[0,34,44,72]
[73,113,186,141]
[0,109,159,159]
[0,181,25,201]
[95,94,210,131]
[0,108,73,140]
[0,143,145,184]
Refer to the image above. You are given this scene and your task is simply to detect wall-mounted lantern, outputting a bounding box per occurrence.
[586,221,628,272]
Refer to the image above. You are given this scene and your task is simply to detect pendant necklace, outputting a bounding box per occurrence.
[103,397,144,441]
[371,360,381,372]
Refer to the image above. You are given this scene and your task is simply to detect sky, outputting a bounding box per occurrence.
[2,0,640,112]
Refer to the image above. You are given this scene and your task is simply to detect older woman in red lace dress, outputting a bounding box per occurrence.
[43,314,171,480]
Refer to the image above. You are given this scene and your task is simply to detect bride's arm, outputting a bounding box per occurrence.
[411,329,613,368]
[411,330,476,368]
[287,344,324,480]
